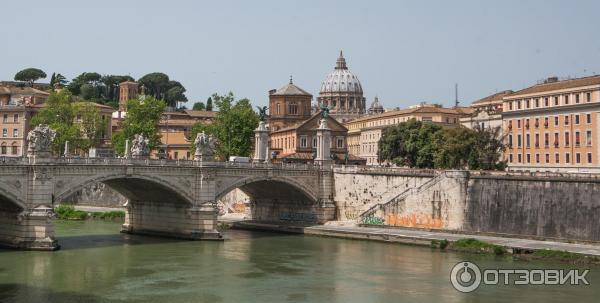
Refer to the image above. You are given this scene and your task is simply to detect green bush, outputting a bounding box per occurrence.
[439,239,449,250]
[91,211,125,220]
[55,205,88,220]
[453,238,506,255]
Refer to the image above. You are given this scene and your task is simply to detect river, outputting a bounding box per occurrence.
[0,220,598,302]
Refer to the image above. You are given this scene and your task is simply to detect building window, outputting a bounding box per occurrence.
[2,129,6,138]
[526,154,531,163]
[288,102,298,115]
[508,134,513,148]
[509,154,513,163]
[535,98,539,107]
[2,114,7,123]
[544,117,549,128]
[564,115,569,125]
[517,100,521,109]
[0,143,5,154]
[565,132,570,146]
[586,92,591,102]
[12,129,17,138]
[526,99,530,108]
[535,153,540,163]
[526,134,530,148]
[337,137,344,149]
[518,154,522,163]
[575,131,581,146]
[575,114,580,125]
[555,153,559,163]
[587,130,592,146]
[312,137,317,148]
[564,94,569,105]
[554,116,559,126]
[300,136,307,148]
[544,97,549,107]
[544,133,549,147]
[554,96,559,106]
[508,102,513,110]
[545,153,549,163]
[576,153,581,164]
[554,132,559,147]
[588,153,593,163]
[576,94,580,103]
[517,134,522,148]
[535,133,539,148]
[587,113,592,124]
[565,153,570,163]
[276,103,281,115]
[11,143,17,155]
[517,119,521,128]
[13,114,18,123]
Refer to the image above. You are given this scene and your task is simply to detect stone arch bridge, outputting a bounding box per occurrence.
[0,158,334,250]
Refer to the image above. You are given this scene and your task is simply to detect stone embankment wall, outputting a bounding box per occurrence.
[334,167,600,242]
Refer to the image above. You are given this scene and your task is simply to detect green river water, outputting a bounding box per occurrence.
[0,220,598,303]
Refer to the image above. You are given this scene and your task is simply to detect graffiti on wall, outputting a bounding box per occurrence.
[384,214,445,229]
[362,216,384,225]
[279,212,317,222]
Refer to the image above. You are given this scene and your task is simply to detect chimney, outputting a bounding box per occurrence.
[544,76,559,84]
[269,89,276,95]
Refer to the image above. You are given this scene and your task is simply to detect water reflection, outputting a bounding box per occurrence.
[0,220,598,303]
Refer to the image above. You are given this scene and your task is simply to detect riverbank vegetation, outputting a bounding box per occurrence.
[55,205,125,221]
[431,238,600,264]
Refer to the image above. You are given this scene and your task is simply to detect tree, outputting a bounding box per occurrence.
[188,92,259,160]
[49,73,56,87]
[378,119,442,168]
[30,91,79,154]
[54,73,67,87]
[76,102,108,151]
[79,83,98,100]
[112,96,166,156]
[432,127,477,169]
[14,68,47,87]
[206,97,213,111]
[138,73,170,100]
[192,102,205,110]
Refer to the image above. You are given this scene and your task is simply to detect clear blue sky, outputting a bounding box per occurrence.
[2,0,600,109]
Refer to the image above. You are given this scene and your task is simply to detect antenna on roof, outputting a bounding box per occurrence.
[454,83,459,108]
[289,75,293,84]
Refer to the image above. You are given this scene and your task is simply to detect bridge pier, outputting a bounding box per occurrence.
[121,201,222,240]
[0,206,59,251]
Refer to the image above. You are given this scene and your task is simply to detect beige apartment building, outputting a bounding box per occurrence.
[503,76,600,173]
[0,86,49,157]
[152,110,216,160]
[345,103,472,165]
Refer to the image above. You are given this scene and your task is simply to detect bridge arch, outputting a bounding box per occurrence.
[0,185,26,212]
[215,175,318,203]
[216,175,320,223]
[55,173,194,206]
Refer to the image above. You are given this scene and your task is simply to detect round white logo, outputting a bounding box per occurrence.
[450,261,482,293]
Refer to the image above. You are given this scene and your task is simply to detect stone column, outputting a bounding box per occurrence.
[124,139,131,159]
[63,141,70,158]
[253,121,268,162]
[315,118,332,167]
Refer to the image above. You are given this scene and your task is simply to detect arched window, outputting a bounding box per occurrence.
[1,143,6,155]
[11,142,18,155]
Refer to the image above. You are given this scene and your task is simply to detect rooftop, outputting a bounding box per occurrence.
[471,90,514,105]
[509,75,600,97]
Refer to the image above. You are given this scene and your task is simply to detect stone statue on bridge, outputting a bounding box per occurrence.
[131,134,150,158]
[194,131,215,161]
[27,124,56,158]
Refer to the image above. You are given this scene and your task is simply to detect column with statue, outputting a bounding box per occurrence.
[253,106,269,162]
[315,103,332,166]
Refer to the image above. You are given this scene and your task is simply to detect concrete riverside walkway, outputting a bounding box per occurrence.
[73,205,124,213]
[232,221,600,257]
